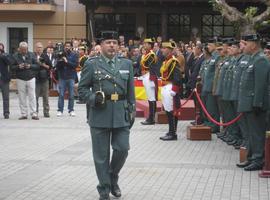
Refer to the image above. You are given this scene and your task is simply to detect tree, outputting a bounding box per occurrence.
[211,0,270,34]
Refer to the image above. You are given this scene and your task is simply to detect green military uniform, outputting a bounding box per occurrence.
[78,53,135,197]
[198,58,210,124]
[230,54,250,147]
[202,51,220,132]
[222,56,242,145]
[238,49,270,169]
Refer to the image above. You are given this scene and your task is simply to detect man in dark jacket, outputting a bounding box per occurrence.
[0,43,10,119]
[35,42,52,118]
[11,42,40,120]
[186,42,204,92]
[55,42,79,117]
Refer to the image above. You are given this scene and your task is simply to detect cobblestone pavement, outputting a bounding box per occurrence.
[0,93,269,200]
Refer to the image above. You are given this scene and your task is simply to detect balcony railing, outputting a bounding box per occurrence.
[0,0,53,3]
[0,0,56,12]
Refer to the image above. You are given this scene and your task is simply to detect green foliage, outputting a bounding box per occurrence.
[208,0,222,12]
[244,7,258,21]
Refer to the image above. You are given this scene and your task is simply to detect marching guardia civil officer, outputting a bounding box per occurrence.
[159,41,182,141]
[236,34,270,171]
[78,31,135,200]
[140,38,158,125]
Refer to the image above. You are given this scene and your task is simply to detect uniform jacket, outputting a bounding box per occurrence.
[160,55,182,93]
[202,51,220,93]
[11,51,39,81]
[212,57,228,95]
[230,54,250,101]
[140,50,158,80]
[78,55,135,128]
[222,57,236,101]
[214,56,229,96]
[238,50,270,112]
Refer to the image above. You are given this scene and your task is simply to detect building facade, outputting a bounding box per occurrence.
[0,0,86,53]
[79,0,267,42]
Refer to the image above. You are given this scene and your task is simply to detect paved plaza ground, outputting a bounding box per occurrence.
[0,93,269,200]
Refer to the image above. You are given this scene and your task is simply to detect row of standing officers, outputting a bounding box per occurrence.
[140,34,270,171]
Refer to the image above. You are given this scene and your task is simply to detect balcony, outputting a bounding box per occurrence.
[0,0,56,12]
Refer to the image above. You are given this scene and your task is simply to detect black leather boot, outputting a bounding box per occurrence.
[141,101,156,125]
[160,112,177,141]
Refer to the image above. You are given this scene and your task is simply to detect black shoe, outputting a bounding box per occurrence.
[227,140,237,146]
[76,101,85,104]
[190,121,196,125]
[236,161,251,168]
[99,194,110,200]
[141,119,155,125]
[44,113,50,118]
[19,116,27,120]
[4,114,9,119]
[32,116,39,120]
[111,184,121,198]
[160,134,177,141]
[233,144,241,150]
[244,163,263,171]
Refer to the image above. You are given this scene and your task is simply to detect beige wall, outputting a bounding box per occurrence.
[0,0,86,48]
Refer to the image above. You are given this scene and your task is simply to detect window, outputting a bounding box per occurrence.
[167,14,190,41]
[202,14,235,38]
[8,28,28,54]
[93,13,136,40]
[147,14,161,38]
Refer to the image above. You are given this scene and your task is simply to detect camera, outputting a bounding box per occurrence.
[55,42,66,61]
[39,57,45,63]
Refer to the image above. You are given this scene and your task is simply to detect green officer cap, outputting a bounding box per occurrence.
[241,34,261,42]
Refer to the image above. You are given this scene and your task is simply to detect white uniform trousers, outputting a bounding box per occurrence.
[16,78,37,117]
[161,83,173,112]
[142,72,156,101]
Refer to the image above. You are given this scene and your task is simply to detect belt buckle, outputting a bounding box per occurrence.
[111,93,119,101]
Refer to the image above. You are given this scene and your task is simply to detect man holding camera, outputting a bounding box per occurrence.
[35,42,52,118]
[78,31,135,200]
[11,42,39,120]
[55,42,78,117]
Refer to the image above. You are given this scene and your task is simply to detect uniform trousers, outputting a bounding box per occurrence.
[245,111,267,165]
[161,83,173,112]
[205,92,220,132]
[36,79,49,115]
[90,126,130,196]
[142,72,156,101]
[0,81,9,116]
[16,78,37,117]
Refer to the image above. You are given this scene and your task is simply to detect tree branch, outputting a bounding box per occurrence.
[214,0,245,21]
[252,0,270,24]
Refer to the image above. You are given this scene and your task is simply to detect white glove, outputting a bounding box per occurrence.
[170,91,176,96]
[150,81,155,88]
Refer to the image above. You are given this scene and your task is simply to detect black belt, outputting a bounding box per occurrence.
[105,94,126,101]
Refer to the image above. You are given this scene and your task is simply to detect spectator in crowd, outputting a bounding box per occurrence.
[119,35,125,46]
[55,42,78,117]
[186,42,204,94]
[35,42,52,118]
[11,41,39,120]
[0,43,10,119]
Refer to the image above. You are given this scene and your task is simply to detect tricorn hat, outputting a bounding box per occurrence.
[144,38,156,43]
[162,41,177,49]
